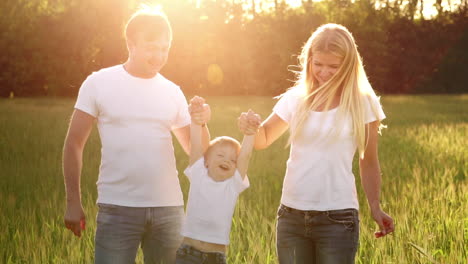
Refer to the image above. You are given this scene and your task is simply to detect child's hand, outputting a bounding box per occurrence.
[189,96,210,126]
[189,96,204,112]
[238,109,261,135]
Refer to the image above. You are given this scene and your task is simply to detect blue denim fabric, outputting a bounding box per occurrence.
[276,204,359,264]
[175,244,227,264]
[94,203,184,264]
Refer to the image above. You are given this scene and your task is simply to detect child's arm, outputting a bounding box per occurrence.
[237,110,261,179]
[189,96,206,165]
[237,135,255,179]
[189,122,204,166]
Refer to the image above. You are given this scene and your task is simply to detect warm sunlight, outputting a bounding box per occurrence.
[240,0,463,18]
[2,0,466,263]
[142,0,463,20]
[285,0,303,8]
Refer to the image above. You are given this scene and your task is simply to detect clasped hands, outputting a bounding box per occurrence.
[189,96,262,135]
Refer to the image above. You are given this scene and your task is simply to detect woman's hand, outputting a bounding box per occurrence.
[238,109,261,135]
[371,208,395,238]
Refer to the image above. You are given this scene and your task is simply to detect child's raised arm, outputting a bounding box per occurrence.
[189,96,206,165]
[189,123,203,165]
[237,110,261,179]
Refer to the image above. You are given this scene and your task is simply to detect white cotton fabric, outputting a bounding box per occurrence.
[273,88,386,211]
[181,157,250,245]
[74,65,190,207]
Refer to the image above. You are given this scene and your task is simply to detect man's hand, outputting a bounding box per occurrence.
[64,203,86,237]
[188,96,211,125]
[371,208,394,238]
[238,109,261,135]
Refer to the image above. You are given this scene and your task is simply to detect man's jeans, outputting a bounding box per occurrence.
[175,244,227,264]
[276,204,359,264]
[95,203,184,264]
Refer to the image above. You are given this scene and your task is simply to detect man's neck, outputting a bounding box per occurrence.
[123,61,157,79]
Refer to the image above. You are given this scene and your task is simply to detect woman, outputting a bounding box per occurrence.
[239,23,394,263]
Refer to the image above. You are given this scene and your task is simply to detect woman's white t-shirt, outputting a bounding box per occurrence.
[273,88,386,211]
[181,158,250,245]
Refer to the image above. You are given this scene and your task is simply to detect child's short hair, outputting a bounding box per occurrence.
[204,136,241,160]
[125,8,172,43]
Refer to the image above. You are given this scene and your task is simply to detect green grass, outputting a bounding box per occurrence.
[1,95,467,264]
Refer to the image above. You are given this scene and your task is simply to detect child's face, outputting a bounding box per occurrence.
[205,144,238,181]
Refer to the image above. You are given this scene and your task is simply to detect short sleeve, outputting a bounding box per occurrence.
[364,94,386,124]
[74,74,98,117]
[273,89,300,124]
[184,157,205,182]
[171,86,191,130]
[231,171,250,194]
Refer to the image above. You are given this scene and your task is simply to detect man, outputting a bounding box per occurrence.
[63,9,210,264]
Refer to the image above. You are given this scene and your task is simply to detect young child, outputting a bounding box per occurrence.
[175,96,260,264]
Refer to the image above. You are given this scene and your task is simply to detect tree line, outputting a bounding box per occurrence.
[0,0,467,97]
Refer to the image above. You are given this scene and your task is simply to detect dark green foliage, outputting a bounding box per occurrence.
[0,0,467,97]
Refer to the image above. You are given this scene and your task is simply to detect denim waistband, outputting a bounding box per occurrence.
[178,244,226,262]
[280,204,358,217]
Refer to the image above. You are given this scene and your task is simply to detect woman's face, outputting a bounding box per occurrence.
[311,52,342,86]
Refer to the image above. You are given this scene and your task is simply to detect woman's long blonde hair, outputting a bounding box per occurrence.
[287,23,382,159]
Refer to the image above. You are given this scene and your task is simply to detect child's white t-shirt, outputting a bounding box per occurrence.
[181,157,250,245]
[74,65,190,207]
[273,87,386,211]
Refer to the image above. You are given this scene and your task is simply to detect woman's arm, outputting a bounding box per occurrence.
[253,113,289,150]
[359,120,395,237]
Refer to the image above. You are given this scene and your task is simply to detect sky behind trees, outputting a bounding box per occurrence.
[0,0,466,96]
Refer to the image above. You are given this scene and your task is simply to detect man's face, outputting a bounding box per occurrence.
[128,32,171,78]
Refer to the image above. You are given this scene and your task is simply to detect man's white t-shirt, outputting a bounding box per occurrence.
[273,88,386,211]
[74,65,190,207]
[181,158,250,245]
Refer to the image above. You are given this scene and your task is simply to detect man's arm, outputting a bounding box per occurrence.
[63,109,94,237]
[172,123,210,156]
[360,121,394,238]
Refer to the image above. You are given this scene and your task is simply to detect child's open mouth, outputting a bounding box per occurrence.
[219,164,229,171]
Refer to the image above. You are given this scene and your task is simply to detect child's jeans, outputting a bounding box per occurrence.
[175,244,227,264]
[276,204,360,264]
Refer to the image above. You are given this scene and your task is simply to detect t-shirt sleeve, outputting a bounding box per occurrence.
[74,74,98,117]
[231,171,250,194]
[184,157,205,182]
[272,90,297,124]
[364,94,386,124]
[171,86,191,130]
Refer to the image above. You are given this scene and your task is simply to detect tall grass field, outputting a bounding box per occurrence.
[1,95,467,263]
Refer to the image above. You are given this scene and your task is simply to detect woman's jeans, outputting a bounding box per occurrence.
[276,204,359,264]
[175,244,227,264]
[94,203,184,264]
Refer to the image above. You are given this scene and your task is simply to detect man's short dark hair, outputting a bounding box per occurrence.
[125,9,172,43]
